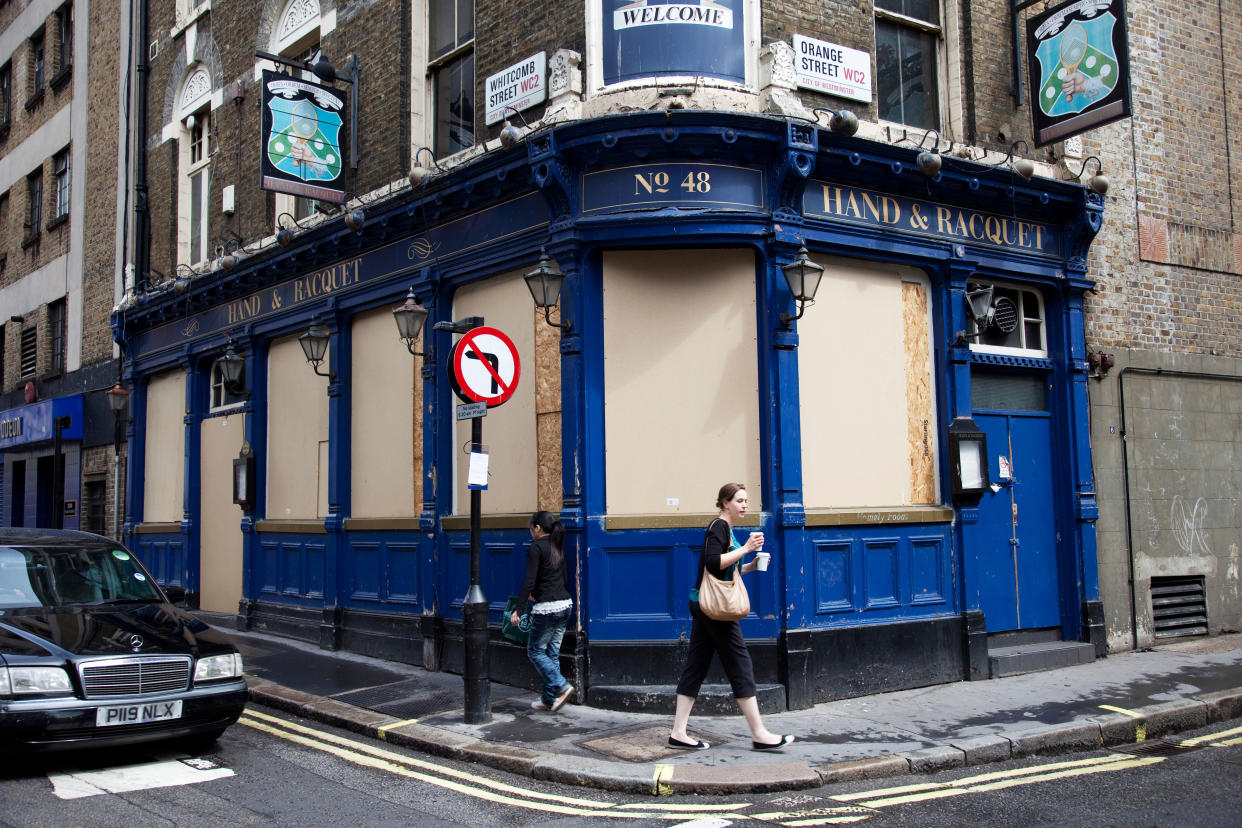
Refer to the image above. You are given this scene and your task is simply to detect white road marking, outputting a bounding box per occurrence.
[48,756,234,799]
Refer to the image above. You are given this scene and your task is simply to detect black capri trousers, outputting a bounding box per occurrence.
[675,600,757,699]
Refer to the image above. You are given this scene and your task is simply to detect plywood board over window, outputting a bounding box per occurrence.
[799,259,938,509]
[267,336,329,519]
[452,273,538,516]
[143,369,186,522]
[351,307,419,518]
[603,248,761,516]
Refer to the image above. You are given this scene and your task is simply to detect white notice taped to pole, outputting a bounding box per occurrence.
[468,448,489,490]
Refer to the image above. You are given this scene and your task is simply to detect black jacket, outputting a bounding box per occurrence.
[519,536,571,605]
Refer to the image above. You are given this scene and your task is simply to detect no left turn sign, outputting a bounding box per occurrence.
[450,326,521,407]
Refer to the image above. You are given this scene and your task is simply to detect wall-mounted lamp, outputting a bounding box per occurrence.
[299,324,333,379]
[173,263,198,294]
[811,108,860,137]
[217,342,247,394]
[344,208,366,232]
[966,284,996,329]
[947,416,989,501]
[779,246,826,325]
[916,131,942,177]
[1070,155,1109,195]
[105,382,131,414]
[1087,351,1116,379]
[233,442,255,510]
[524,248,571,331]
[956,282,1018,344]
[988,140,1036,182]
[409,147,445,187]
[498,106,531,149]
[276,212,307,246]
[392,287,430,356]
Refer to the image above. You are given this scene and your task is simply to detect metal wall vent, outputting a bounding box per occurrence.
[1151,575,1207,639]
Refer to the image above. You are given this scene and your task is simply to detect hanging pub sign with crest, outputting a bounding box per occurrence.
[260,70,348,203]
[1026,0,1132,147]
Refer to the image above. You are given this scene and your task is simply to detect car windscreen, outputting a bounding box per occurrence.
[0,545,164,609]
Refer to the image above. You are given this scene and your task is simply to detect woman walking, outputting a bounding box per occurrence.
[512,511,575,712]
[668,482,794,751]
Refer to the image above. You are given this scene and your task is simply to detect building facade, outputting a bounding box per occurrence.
[1082,1,1242,650]
[0,0,127,539]
[110,0,1234,707]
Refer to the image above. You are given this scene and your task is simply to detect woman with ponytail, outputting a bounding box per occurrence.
[511,510,575,712]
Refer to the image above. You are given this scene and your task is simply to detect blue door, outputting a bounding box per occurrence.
[973,410,1062,631]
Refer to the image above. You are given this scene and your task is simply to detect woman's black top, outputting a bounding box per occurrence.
[519,536,571,604]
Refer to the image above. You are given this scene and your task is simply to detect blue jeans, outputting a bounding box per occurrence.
[527,607,571,705]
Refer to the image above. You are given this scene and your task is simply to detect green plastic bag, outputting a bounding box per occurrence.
[502,596,532,645]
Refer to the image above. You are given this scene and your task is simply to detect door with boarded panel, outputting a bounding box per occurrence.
[973,372,1062,632]
[199,415,245,612]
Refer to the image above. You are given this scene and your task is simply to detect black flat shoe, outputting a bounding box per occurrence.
[667,736,710,750]
[752,734,795,751]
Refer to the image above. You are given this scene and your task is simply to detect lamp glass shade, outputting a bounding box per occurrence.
[217,346,245,387]
[947,416,989,498]
[958,439,984,490]
[105,384,131,413]
[781,246,825,302]
[299,324,331,365]
[524,251,565,309]
[393,292,428,342]
[966,285,995,325]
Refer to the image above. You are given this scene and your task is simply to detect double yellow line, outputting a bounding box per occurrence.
[241,710,1242,827]
[239,710,751,821]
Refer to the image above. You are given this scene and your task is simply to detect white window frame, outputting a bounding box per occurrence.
[427,0,475,156]
[209,360,246,411]
[178,67,213,266]
[52,148,70,219]
[873,0,951,133]
[966,279,1048,358]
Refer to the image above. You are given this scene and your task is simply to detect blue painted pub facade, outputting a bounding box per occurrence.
[114,111,1105,707]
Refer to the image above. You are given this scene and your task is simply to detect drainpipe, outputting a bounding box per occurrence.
[1116,365,1242,651]
[132,0,150,287]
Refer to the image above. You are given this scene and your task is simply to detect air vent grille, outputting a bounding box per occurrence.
[1151,575,1207,639]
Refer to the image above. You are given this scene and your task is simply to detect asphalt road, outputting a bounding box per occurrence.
[2,707,1239,827]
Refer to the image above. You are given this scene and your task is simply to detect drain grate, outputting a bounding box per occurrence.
[1151,575,1208,639]
[1112,739,1204,757]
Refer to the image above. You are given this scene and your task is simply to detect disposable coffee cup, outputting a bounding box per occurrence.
[749,531,764,548]
[755,551,770,571]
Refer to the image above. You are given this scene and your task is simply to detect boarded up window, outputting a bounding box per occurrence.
[799,259,938,508]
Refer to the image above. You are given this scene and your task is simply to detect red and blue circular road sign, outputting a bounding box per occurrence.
[450,326,521,407]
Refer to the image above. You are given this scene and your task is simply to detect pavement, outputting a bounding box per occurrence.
[199,612,1242,795]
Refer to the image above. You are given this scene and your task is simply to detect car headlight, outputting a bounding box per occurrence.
[6,665,73,695]
[194,653,243,682]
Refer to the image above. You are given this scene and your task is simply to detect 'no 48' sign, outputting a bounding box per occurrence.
[449,327,521,407]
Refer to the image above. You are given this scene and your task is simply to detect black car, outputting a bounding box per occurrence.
[0,528,247,752]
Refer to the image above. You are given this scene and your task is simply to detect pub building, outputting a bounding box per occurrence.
[115,38,1107,707]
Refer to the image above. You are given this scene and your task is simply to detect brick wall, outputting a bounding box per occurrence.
[143,0,414,271]
[81,0,122,365]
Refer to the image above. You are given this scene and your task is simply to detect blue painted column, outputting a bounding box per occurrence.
[1064,277,1102,650]
[321,310,347,649]
[180,357,200,600]
[766,235,810,709]
[237,332,265,624]
[945,257,989,679]
[121,369,146,546]
[549,237,591,672]
[418,285,441,670]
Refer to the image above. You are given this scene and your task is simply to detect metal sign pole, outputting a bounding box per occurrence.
[462,410,491,723]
